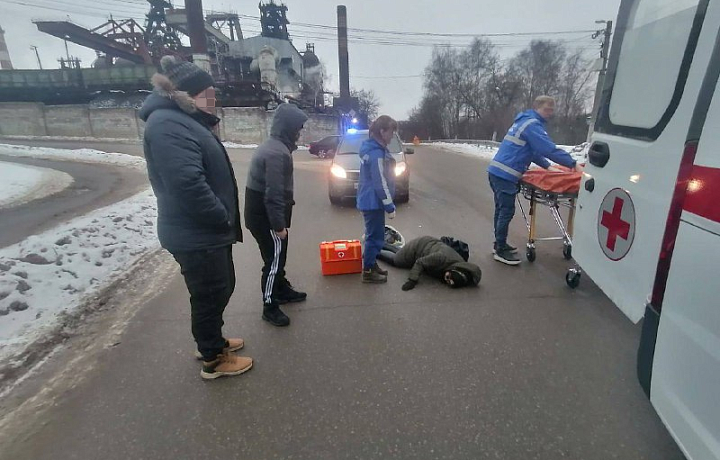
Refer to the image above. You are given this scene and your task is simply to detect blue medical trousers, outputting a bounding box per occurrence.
[362,209,385,270]
[488,173,518,247]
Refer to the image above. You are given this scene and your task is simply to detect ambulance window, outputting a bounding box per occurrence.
[598,0,706,139]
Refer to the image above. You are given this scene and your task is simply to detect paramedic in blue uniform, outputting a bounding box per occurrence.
[357,115,398,283]
[488,95,581,266]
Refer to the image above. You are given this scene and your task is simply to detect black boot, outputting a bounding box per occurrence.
[277,280,307,304]
[262,303,290,327]
[373,262,388,276]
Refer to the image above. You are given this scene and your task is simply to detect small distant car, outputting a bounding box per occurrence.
[328,129,413,206]
[308,135,342,159]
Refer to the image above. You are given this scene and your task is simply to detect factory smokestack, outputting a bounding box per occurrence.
[0,25,13,70]
[337,5,350,100]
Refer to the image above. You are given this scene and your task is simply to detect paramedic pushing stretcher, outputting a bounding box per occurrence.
[488,95,581,266]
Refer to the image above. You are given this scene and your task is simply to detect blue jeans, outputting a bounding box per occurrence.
[488,173,518,247]
[362,209,385,269]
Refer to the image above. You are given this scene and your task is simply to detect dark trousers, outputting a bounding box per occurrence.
[248,225,289,306]
[362,209,385,270]
[488,173,518,247]
[172,245,235,362]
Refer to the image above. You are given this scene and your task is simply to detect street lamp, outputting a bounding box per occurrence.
[29,45,42,69]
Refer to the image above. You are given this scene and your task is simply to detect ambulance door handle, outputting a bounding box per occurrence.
[588,142,610,168]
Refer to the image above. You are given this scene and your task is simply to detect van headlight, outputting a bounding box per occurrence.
[330,164,347,179]
[394,162,407,176]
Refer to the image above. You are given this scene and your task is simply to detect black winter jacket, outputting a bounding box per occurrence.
[245,103,308,232]
[139,74,242,252]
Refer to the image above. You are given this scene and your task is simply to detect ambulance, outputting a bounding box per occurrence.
[573,0,720,458]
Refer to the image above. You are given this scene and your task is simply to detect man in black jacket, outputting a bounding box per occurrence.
[140,56,252,380]
[245,103,309,327]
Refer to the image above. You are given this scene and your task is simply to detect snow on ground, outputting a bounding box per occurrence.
[427,142,499,160]
[0,144,159,366]
[0,143,146,169]
[223,142,309,151]
[0,190,159,365]
[0,162,74,210]
[430,141,589,163]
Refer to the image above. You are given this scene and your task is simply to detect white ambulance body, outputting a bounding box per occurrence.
[573,0,720,458]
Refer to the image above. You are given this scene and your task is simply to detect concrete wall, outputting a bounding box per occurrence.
[0,102,339,143]
[220,107,267,144]
[89,108,141,139]
[0,103,46,136]
[45,105,92,137]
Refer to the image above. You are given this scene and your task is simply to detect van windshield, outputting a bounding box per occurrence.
[338,135,403,155]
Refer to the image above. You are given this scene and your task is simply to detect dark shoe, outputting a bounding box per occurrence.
[277,285,307,305]
[362,267,387,283]
[494,248,521,266]
[373,262,388,276]
[493,242,518,254]
[201,353,253,380]
[194,338,244,360]
[262,304,290,327]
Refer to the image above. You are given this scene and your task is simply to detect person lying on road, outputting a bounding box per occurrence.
[378,236,481,291]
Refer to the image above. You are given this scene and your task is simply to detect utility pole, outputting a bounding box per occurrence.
[587,20,613,142]
[30,45,42,69]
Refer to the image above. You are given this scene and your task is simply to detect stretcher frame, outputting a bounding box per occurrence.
[516,181,577,263]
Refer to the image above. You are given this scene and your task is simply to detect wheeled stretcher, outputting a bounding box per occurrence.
[515,167,583,288]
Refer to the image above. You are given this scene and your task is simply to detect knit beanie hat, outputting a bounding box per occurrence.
[159,55,215,96]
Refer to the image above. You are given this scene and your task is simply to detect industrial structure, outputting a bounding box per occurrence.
[0,1,326,110]
[0,25,13,70]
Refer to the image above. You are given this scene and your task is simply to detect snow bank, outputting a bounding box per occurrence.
[222,142,309,151]
[431,141,588,163]
[0,189,159,364]
[0,144,145,169]
[0,162,74,210]
[427,142,499,160]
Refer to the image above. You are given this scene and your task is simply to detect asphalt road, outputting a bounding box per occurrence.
[0,154,148,248]
[0,143,684,460]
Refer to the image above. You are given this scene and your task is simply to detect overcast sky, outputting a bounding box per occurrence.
[1,0,621,119]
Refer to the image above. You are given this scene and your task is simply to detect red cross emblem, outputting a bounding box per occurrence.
[597,189,635,261]
[600,197,631,251]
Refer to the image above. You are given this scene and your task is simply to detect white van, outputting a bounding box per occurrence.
[573,0,720,458]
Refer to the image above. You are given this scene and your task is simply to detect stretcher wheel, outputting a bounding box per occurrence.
[526,247,536,262]
[563,243,572,260]
[566,269,581,289]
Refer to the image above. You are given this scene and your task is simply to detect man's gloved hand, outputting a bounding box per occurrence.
[402,279,417,291]
[388,210,396,220]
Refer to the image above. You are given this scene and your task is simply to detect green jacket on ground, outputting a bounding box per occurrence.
[393,236,482,283]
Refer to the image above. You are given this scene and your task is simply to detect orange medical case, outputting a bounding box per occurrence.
[319,240,363,275]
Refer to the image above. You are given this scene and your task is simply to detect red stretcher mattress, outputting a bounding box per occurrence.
[521,166,582,195]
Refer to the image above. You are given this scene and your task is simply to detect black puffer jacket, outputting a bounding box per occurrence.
[245,103,309,231]
[139,74,242,252]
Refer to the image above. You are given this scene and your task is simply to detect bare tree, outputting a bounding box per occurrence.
[350,88,380,122]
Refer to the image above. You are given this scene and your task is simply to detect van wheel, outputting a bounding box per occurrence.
[329,193,342,206]
[396,193,409,204]
[566,269,581,289]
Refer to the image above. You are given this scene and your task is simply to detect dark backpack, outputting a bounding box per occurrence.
[440,236,470,262]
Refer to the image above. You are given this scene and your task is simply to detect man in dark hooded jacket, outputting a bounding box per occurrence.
[140,56,252,380]
[245,103,309,327]
[378,236,482,291]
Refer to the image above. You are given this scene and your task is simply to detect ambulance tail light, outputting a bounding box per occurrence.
[650,140,698,311]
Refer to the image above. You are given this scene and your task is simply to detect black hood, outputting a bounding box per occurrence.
[270,103,309,151]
